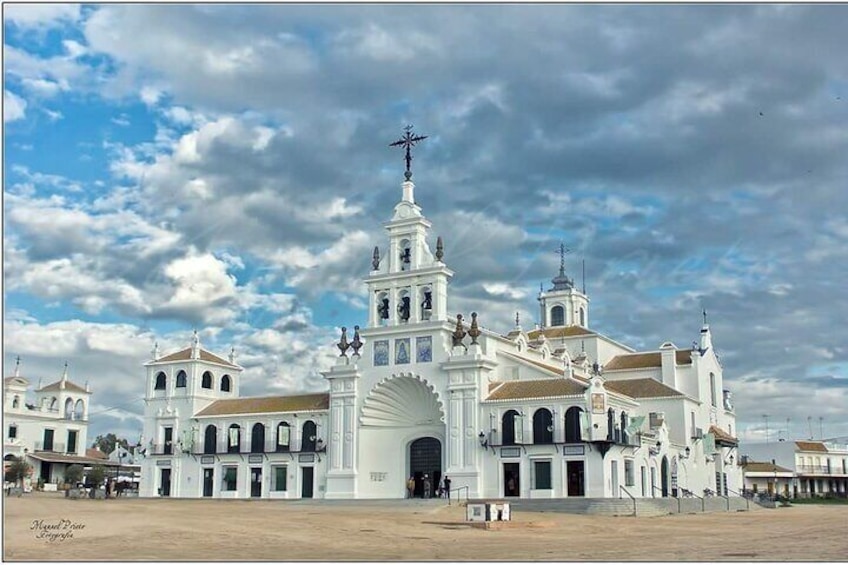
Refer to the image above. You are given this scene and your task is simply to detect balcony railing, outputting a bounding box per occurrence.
[797,465,844,475]
[34,442,67,452]
[151,439,326,456]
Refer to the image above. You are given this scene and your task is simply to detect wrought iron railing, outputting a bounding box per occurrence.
[34,442,66,452]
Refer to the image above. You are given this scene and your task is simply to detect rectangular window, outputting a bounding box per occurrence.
[67,430,78,454]
[624,460,635,487]
[43,429,54,451]
[164,426,173,455]
[273,466,288,491]
[8,425,17,439]
[690,412,696,438]
[710,373,717,407]
[533,461,552,490]
[223,466,238,491]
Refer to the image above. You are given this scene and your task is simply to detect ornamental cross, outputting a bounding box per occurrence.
[558,242,572,275]
[390,125,427,180]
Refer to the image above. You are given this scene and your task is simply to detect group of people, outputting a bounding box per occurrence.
[406,474,451,499]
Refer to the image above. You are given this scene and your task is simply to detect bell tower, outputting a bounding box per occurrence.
[364,126,453,328]
[538,243,589,328]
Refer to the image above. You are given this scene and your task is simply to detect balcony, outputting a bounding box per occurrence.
[33,442,67,453]
[187,438,326,456]
[797,465,839,475]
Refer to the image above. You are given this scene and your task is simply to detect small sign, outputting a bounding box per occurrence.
[562,445,585,456]
[591,393,605,414]
[155,460,171,467]
[200,456,214,464]
[370,472,387,482]
[298,454,315,463]
[248,454,263,464]
[500,447,521,458]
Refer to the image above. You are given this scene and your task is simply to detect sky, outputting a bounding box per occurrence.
[3,3,848,446]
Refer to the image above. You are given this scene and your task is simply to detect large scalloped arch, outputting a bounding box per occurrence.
[360,372,444,427]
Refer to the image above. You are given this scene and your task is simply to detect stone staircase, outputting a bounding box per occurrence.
[508,496,761,517]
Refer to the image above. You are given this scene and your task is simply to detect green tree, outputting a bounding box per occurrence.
[87,465,107,489]
[91,433,129,455]
[5,456,32,486]
[64,464,84,485]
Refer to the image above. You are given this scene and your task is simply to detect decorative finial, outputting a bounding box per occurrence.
[191,329,200,359]
[14,355,21,377]
[37,377,43,390]
[515,311,520,328]
[62,361,68,381]
[372,246,381,270]
[452,314,467,348]
[389,125,427,181]
[229,346,236,364]
[702,308,708,326]
[468,312,481,344]
[559,242,568,277]
[351,325,363,357]
[539,281,544,295]
[337,327,350,357]
[152,341,160,360]
[435,236,444,261]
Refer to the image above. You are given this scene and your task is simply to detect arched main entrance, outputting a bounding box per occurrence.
[661,456,670,497]
[409,437,441,498]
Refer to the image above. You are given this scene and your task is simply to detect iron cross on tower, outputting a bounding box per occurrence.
[558,242,571,276]
[390,125,428,181]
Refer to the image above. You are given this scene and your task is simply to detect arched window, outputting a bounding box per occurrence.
[376,291,390,324]
[12,396,19,409]
[49,397,58,411]
[533,408,554,444]
[420,286,432,320]
[154,372,167,390]
[579,307,585,327]
[397,289,411,323]
[709,373,717,407]
[64,398,74,419]
[221,375,231,392]
[502,410,520,446]
[564,406,584,443]
[74,399,84,420]
[201,371,213,389]
[399,239,411,271]
[227,424,241,453]
[251,423,266,453]
[276,422,291,452]
[551,305,565,327]
[204,425,218,454]
[302,421,317,452]
[176,370,187,388]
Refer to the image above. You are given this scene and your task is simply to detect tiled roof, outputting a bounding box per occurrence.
[4,377,28,386]
[86,448,108,460]
[154,347,240,368]
[28,452,121,466]
[604,378,683,398]
[485,379,586,401]
[38,380,88,394]
[501,352,565,376]
[604,350,693,371]
[795,441,828,453]
[195,393,329,417]
[526,326,595,340]
[742,461,793,473]
[709,425,738,445]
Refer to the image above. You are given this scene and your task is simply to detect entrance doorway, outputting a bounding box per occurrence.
[503,462,520,497]
[250,467,262,498]
[39,462,52,482]
[409,437,442,498]
[661,457,669,497]
[203,468,214,497]
[566,461,585,496]
[160,468,171,497]
[301,467,314,498]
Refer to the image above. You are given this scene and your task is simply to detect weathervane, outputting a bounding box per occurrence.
[390,125,428,181]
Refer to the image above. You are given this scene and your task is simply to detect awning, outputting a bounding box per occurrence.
[27,452,122,466]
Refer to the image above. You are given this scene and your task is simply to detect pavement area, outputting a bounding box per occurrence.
[3,492,847,561]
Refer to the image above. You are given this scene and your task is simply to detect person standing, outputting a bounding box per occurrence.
[443,476,452,499]
[406,476,415,499]
[423,475,431,499]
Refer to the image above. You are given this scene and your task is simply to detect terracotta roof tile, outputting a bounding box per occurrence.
[37,380,88,394]
[604,350,692,371]
[154,347,239,368]
[604,378,683,398]
[195,393,329,417]
[485,379,586,401]
[795,441,828,453]
[86,448,108,460]
[501,352,564,376]
[742,461,793,473]
[709,425,738,445]
[526,326,595,340]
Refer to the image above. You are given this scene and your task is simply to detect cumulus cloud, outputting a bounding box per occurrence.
[4,90,27,122]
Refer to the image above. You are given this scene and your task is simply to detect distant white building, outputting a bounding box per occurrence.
[740,440,848,498]
[3,359,105,488]
[139,165,740,501]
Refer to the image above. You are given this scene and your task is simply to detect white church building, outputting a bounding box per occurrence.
[139,163,739,501]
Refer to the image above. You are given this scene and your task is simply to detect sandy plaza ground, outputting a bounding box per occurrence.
[3,493,848,561]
